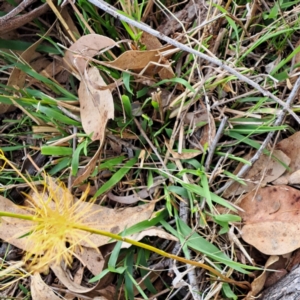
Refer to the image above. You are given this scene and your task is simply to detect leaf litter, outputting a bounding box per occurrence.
[1,0,300,299]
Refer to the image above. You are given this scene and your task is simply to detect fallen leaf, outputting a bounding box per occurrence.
[276,132,300,183]
[72,144,101,186]
[61,7,81,40]
[239,185,300,255]
[74,247,104,276]
[85,202,155,247]
[288,170,300,184]
[31,272,62,300]
[224,150,290,197]
[64,34,116,74]
[121,227,178,249]
[51,263,96,293]
[107,49,174,78]
[245,255,279,299]
[140,31,163,50]
[78,66,114,141]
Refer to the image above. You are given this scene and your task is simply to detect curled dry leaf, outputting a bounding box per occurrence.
[64,34,116,74]
[78,66,114,141]
[245,255,279,299]
[72,145,101,186]
[276,131,300,183]
[51,263,96,294]
[121,227,178,249]
[31,272,62,300]
[64,34,116,142]
[107,49,174,78]
[224,149,290,198]
[239,185,300,255]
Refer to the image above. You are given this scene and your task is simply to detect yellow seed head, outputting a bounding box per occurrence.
[22,176,97,270]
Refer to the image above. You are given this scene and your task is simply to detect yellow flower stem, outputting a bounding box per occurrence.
[0,211,249,289]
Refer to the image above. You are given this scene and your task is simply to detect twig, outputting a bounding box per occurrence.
[85,0,300,124]
[216,76,300,194]
[205,116,228,171]
[0,3,49,34]
[0,0,37,24]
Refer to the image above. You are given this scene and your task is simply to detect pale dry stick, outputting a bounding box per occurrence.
[67,0,95,34]
[85,0,300,124]
[46,0,76,42]
[58,106,81,122]
[205,116,228,171]
[216,75,300,195]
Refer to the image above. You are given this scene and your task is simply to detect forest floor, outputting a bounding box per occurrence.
[0,0,300,299]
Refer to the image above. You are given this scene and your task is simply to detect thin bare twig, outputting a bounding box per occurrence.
[85,0,300,124]
[205,116,228,171]
[216,76,300,194]
[0,0,37,24]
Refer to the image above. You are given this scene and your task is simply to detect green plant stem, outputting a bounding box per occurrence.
[0,210,249,289]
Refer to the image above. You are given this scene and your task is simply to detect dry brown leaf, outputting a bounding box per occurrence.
[121,227,178,249]
[64,34,116,74]
[107,49,174,78]
[239,185,300,255]
[74,247,104,276]
[276,132,300,182]
[78,66,114,141]
[288,170,300,184]
[85,202,155,247]
[224,149,290,198]
[72,145,101,186]
[245,255,279,299]
[31,272,62,300]
[51,263,96,293]
[140,31,163,50]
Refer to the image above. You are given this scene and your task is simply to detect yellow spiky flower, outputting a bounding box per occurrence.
[23,176,98,270]
[0,150,98,270]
